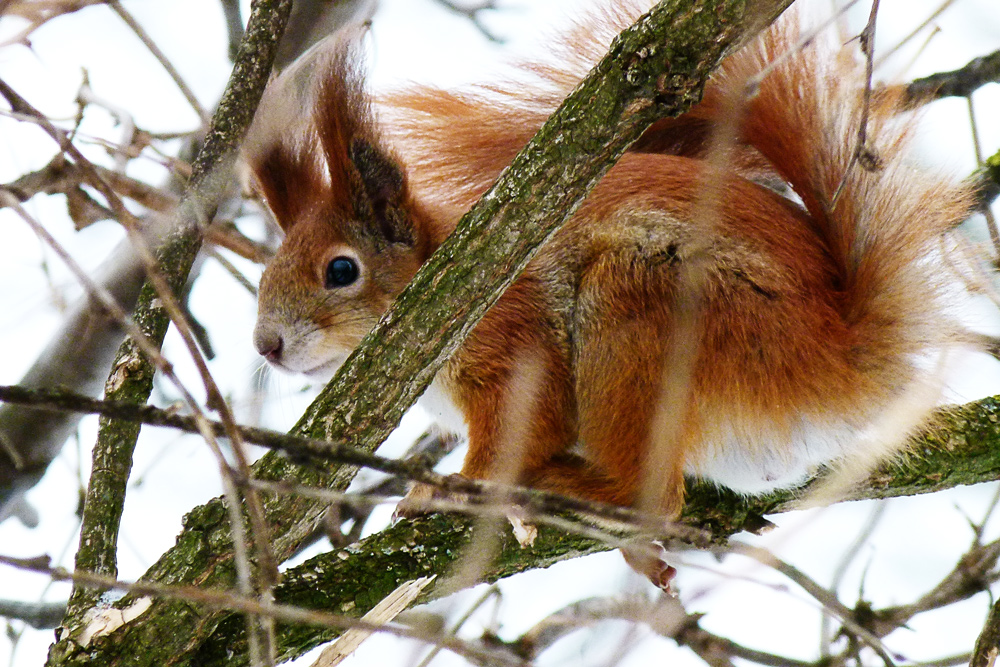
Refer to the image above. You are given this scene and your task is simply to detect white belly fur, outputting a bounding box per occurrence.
[417,374,470,440]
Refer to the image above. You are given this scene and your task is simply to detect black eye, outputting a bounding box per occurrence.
[325,256,359,288]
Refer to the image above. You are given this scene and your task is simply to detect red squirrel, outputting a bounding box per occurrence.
[246,3,978,542]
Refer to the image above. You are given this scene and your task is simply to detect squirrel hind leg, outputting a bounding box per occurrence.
[570,249,694,519]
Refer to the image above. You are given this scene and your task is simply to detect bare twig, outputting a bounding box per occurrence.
[412,585,500,667]
[106,0,211,126]
[0,599,67,630]
[873,0,957,68]
[742,0,862,95]
[506,594,817,667]
[831,0,882,209]
[75,73,138,173]
[433,0,502,42]
[204,246,258,295]
[870,537,1000,637]
[219,0,244,61]
[205,221,275,264]
[728,543,898,667]
[0,0,104,46]
[911,655,973,667]
[820,501,887,657]
[1,155,179,212]
[904,49,1000,104]
[964,96,1000,254]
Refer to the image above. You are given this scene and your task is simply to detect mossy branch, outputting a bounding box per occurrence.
[191,396,1000,665]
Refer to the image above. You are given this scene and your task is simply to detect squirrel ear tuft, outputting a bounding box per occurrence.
[349,137,405,207]
[244,26,417,244]
[348,137,414,246]
[247,142,322,230]
[242,40,327,230]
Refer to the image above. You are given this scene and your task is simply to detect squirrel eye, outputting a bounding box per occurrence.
[325,256,359,288]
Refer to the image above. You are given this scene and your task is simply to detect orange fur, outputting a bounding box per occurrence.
[246,5,977,525]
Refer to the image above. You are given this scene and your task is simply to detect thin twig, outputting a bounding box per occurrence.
[220,0,244,61]
[75,74,136,173]
[820,501,887,657]
[873,0,956,68]
[742,0,862,95]
[509,594,817,667]
[965,95,1000,255]
[433,0,502,43]
[1,155,179,212]
[870,537,1000,637]
[204,246,259,296]
[831,0,882,209]
[415,585,501,667]
[205,221,275,264]
[728,543,898,667]
[106,0,211,126]
[911,654,973,667]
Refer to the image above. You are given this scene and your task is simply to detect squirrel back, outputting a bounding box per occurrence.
[246,4,977,520]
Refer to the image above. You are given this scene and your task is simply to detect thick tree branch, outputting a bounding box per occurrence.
[20,390,1000,665]
[4,378,1000,662]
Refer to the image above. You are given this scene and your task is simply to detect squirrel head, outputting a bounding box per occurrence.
[245,30,428,378]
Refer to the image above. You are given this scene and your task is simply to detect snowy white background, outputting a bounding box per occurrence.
[1,0,999,665]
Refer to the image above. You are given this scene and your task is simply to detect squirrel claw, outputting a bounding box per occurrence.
[621,542,677,595]
[393,482,437,522]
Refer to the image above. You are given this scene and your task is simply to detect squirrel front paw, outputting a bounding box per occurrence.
[393,477,538,548]
[393,475,472,522]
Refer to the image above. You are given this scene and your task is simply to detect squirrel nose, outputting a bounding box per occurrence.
[254,329,284,362]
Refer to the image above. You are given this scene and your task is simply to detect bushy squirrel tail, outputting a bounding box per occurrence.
[385,4,975,382]
[714,15,974,385]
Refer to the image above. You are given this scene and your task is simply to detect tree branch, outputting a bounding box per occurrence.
[0,598,66,630]
[905,48,1000,103]
[185,392,1000,665]
[20,382,1000,665]
[972,598,1000,667]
